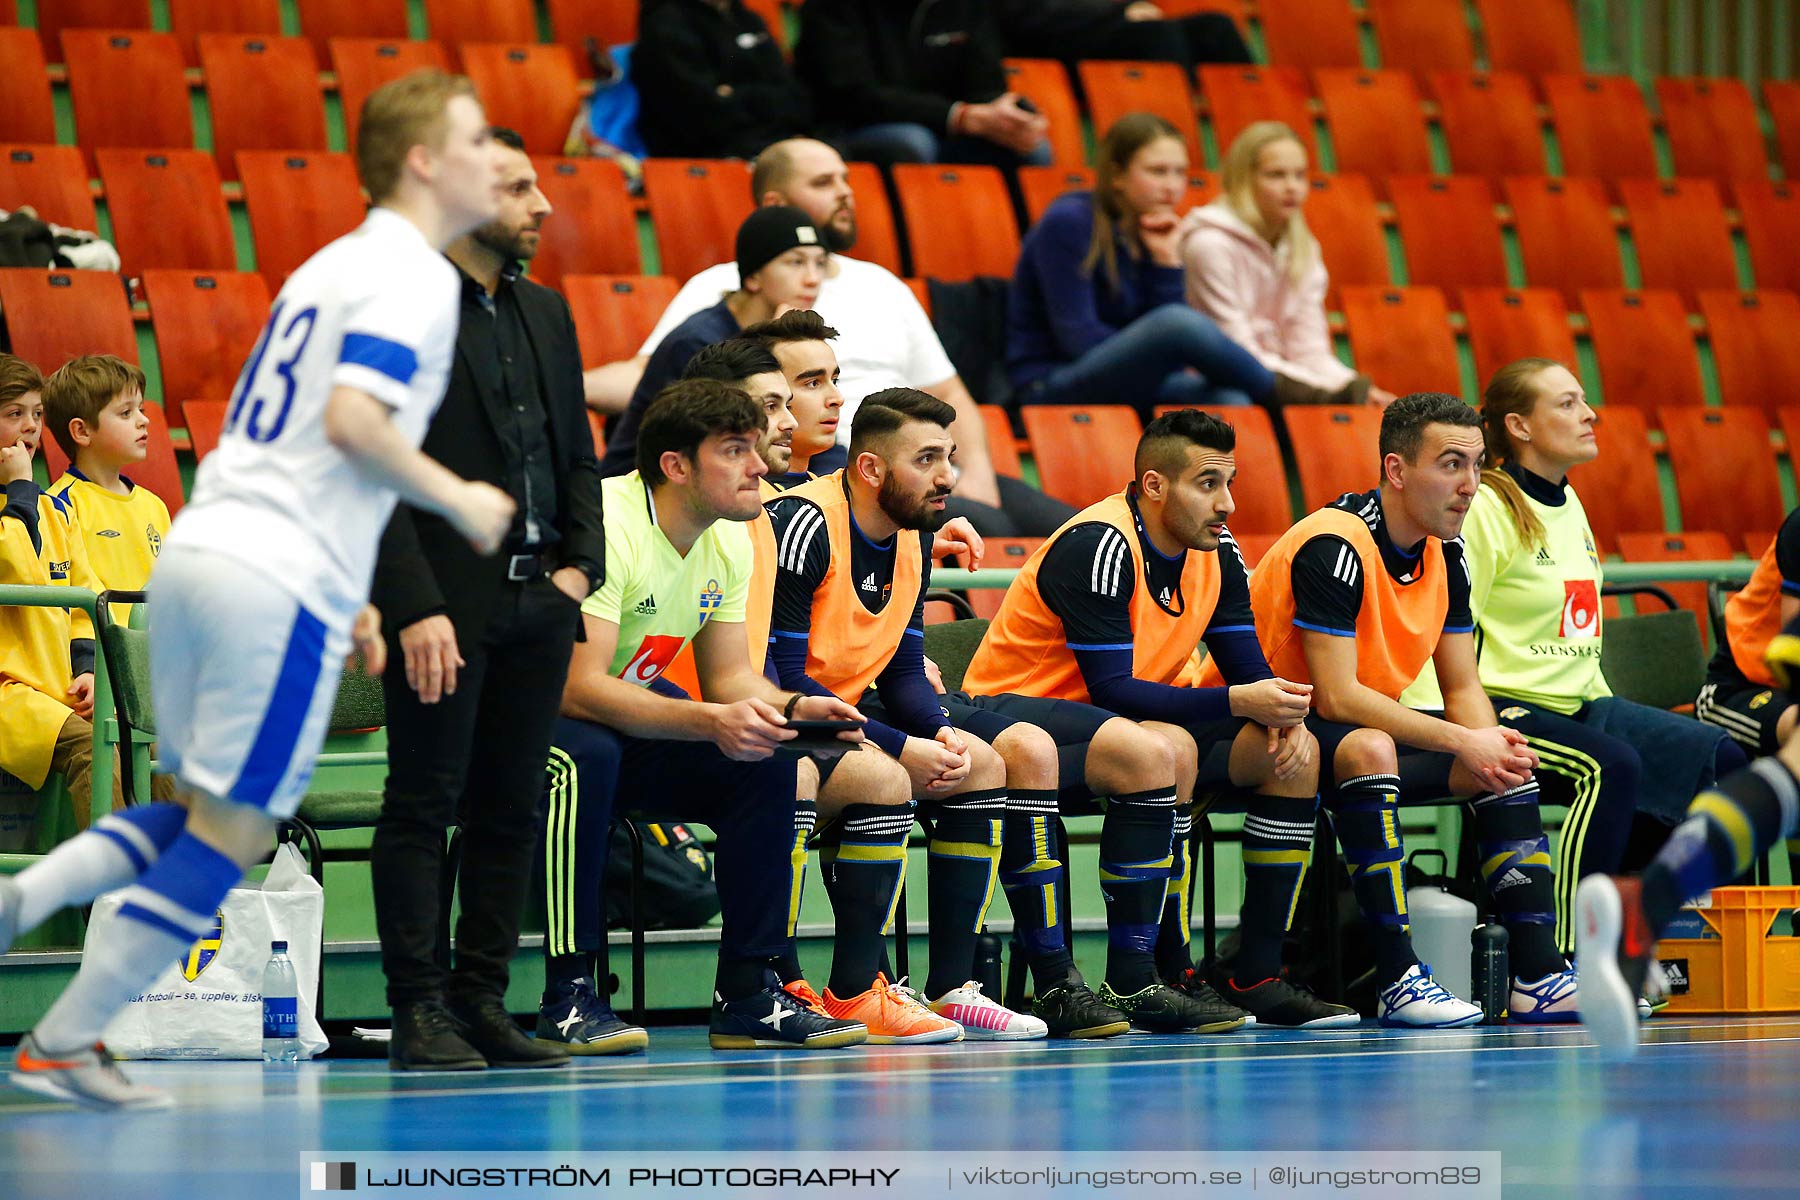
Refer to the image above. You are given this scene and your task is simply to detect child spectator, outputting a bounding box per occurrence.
[1007,112,1274,413]
[42,356,172,626]
[0,352,109,829]
[1181,122,1395,408]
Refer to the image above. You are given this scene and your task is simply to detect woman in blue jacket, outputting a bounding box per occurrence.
[1007,112,1280,411]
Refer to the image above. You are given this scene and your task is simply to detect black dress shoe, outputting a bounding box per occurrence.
[389,1000,487,1072]
[449,995,570,1068]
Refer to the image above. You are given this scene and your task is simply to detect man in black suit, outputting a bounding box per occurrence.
[369,128,606,1072]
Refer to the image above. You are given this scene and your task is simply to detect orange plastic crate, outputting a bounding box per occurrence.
[1655,886,1800,1014]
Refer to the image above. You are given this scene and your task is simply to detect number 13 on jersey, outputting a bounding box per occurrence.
[226,300,319,444]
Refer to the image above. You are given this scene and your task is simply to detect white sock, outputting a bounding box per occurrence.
[33,884,216,1053]
[11,819,152,932]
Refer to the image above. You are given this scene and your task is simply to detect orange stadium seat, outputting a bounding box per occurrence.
[1183,170,1220,210]
[893,164,1020,282]
[422,0,535,52]
[1459,287,1576,387]
[140,269,270,428]
[1426,71,1547,183]
[0,30,57,145]
[1154,404,1292,535]
[1565,405,1662,553]
[1476,0,1584,75]
[199,35,328,182]
[1745,530,1777,557]
[562,274,680,367]
[329,39,453,156]
[460,43,584,157]
[1019,167,1094,225]
[34,0,149,62]
[528,156,640,291]
[1619,178,1738,309]
[1315,69,1433,181]
[1367,0,1476,73]
[641,158,755,283]
[0,268,137,372]
[1002,59,1086,168]
[1019,406,1143,510]
[843,161,902,276]
[182,397,228,460]
[1660,406,1786,545]
[237,150,366,289]
[1303,174,1391,297]
[1579,289,1703,415]
[977,404,1022,480]
[1655,77,1768,185]
[546,0,639,61]
[957,538,1045,621]
[1159,0,1248,18]
[1615,530,1736,647]
[1198,65,1318,162]
[1078,60,1202,165]
[300,0,410,61]
[1257,0,1362,69]
[1340,286,1461,397]
[43,399,185,513]
[1700,289,1800,414]
[1731,180,1800,295]
[1766,81,1800,180]
[96,148,236,277]
[1503,176,1623,306]
[1283,405,1381,510]
[169,0,282,66]
[1541,74,1659,185]
[1387,175,1508,290]
[0,145,98,231]
[61,30,192,162]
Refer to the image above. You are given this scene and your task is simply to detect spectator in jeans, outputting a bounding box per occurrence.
[588,137,1076,537]
[634,0,814,160]
[796,0,1051,168]
[996,0,1251,78]
[1007,113,1274,414]
[1181,122,1393,409]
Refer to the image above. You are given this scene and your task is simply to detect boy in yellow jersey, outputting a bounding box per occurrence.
[541,379,867,1053]
[41,356,171,628]
[962,409,1357,1029]
[1206,392,1578,1024]
[0,353,109,832]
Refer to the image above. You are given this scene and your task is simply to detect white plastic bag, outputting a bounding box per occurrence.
[87,842,329,1059]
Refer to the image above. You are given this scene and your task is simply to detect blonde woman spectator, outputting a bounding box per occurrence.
[1181,122,1395,408]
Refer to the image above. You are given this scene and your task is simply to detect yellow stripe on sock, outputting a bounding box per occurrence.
[1692,791,1757,876]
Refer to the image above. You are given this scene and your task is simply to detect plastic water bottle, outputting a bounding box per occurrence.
[1471,923,1510,1025]
[262,940,299,1064]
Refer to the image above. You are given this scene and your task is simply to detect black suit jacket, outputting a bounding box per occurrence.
[371,271,605,640]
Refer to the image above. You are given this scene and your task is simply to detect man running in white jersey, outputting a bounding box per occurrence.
[0,69,515,1110]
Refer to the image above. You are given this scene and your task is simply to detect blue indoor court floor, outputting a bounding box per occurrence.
[1,1015,1796,1198]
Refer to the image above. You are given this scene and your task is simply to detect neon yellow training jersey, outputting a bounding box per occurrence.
[583,472,752,688]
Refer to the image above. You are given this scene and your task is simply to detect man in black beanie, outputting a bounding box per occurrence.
[598,206,828,476]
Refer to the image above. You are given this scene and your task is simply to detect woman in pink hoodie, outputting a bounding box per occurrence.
[1181,122,1395,408]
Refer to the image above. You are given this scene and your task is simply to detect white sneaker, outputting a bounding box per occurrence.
[929,981,1048,1041]
[1377,963,1485,1028]
[1510,966,1580,1023]
[10,1036,172,1110]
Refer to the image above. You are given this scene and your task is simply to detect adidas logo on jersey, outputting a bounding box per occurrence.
[1493,868,1532,892]
[860,572,879,593]
[1535,547,1556,565]
[633,594,658,616]
[1159,587,1172,605]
